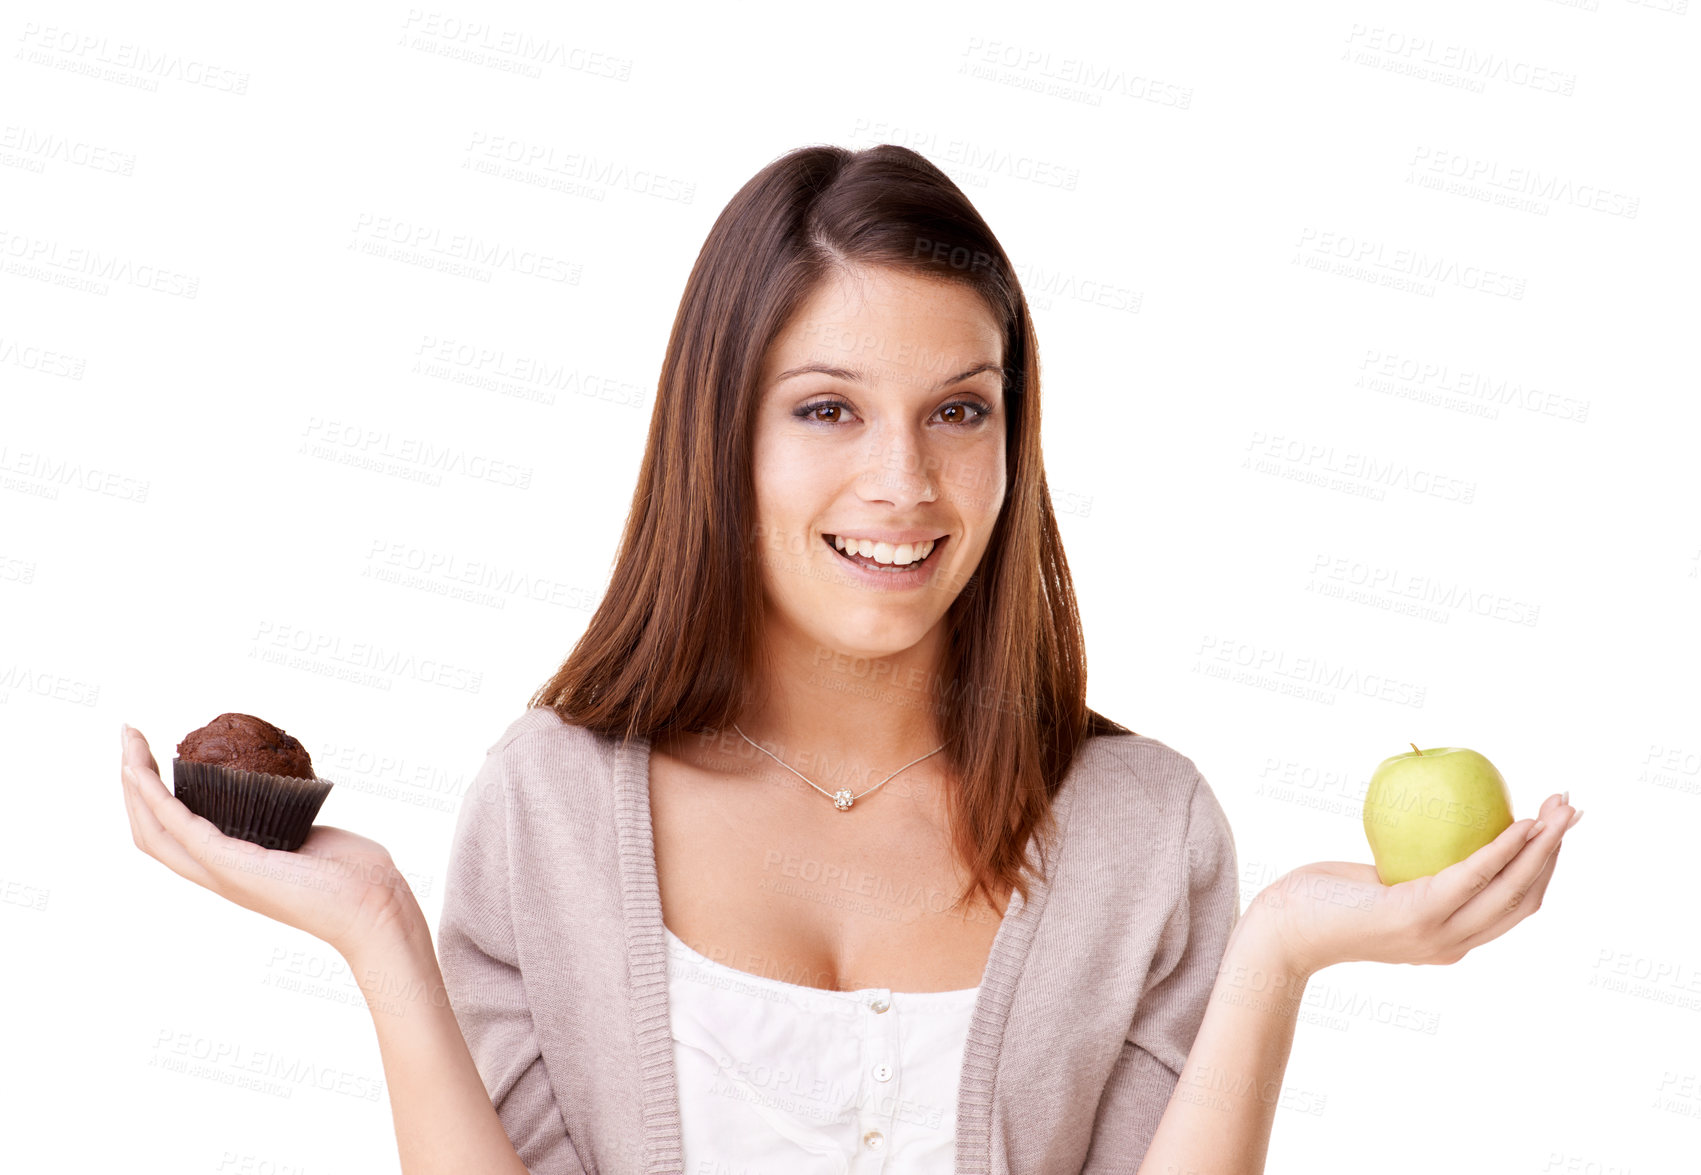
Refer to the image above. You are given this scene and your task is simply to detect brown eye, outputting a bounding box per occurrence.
[939,400,993,427]
[795,399,850,423]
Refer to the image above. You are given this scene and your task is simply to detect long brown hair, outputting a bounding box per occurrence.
[530,143,1130,913]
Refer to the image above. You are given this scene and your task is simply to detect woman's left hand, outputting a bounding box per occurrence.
[1250,791,1580,975]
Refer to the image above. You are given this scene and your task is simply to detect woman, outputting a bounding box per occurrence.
[119,144,1579,1174]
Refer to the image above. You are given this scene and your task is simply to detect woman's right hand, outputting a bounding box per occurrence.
[120,723,424,962]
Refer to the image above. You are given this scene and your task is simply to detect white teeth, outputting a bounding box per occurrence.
[831,534,938,566]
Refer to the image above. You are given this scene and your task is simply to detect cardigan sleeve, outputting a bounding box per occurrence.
[1082,771,1242,1171]
[437,746,589,1175]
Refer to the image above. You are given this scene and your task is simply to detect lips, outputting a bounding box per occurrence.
[823,533,947,570]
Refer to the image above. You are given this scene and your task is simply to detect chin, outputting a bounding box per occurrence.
[816,614,936,661]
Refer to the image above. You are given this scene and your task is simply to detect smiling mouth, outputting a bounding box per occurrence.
[823,533,946,571]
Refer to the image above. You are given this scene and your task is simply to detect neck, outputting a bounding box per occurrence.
[715,621,953,806]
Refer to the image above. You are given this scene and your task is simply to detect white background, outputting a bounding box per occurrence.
[2,1,1697,1172]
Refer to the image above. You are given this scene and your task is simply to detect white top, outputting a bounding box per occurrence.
[663,925,981,1173]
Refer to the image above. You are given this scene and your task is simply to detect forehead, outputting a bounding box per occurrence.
[762,266,1002,386]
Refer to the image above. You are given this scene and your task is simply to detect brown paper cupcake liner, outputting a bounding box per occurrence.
[171,759,335,852]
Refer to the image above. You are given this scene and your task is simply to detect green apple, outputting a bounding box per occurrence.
[1363,744,1514,884]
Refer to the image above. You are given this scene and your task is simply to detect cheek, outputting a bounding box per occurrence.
[953,442,1006,523]
[752,463,832,575]
[760,442,844,513]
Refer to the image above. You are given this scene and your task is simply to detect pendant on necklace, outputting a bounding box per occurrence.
[833,788,855,811]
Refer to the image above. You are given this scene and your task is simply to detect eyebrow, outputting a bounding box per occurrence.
[773,360,1004,391]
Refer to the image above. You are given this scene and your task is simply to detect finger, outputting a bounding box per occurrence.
[120,751,160,842]
[121,726,178,849]
[1453,841,1562,954]
[124,761,223,888]
[1424,815,1541,916]
[121,723,162,777]
[117,727,163,836]
[1444,798,1575,938]
[119,748,156,847]
[122,760,211,887]
[123,759,224,890]
[120,726,173,850]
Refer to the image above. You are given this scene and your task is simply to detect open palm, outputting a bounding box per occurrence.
[1255,791,1579,974]
[119,724,420,959]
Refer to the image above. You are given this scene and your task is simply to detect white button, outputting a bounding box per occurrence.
[870,996,890,1013]
[872,1062,893,1082]
[863,1129,885,1149]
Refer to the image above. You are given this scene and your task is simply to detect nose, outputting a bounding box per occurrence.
[855,427,939,507]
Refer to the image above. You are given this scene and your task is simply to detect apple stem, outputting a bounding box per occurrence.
[1410,742,1422,755]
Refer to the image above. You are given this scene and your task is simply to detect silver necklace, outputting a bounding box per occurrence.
[731,722,946,811]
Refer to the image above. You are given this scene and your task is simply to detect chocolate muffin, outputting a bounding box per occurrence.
[172,713,334,852]
[177,713,316,780]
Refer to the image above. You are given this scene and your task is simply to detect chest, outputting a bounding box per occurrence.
[648,742,1007,994]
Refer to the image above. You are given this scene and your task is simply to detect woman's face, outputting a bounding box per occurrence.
[751,263,1007,666]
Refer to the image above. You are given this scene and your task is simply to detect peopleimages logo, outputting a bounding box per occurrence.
[399,10,634,80]
[1407,147,1639,219]
[1342,24,1577,96]
[0,230,199,298]
[1292,227,1525,301]
[150,1027,386,1102]
[250,619,484,694]
[349,213,578,284]
[958,36,1194,108]
[0,124,137,175]
[0,444,149,503]
[298,417,534,490]
[16,23,251,94]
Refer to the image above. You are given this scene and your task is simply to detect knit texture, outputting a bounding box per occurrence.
[436,708,1241,1175]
